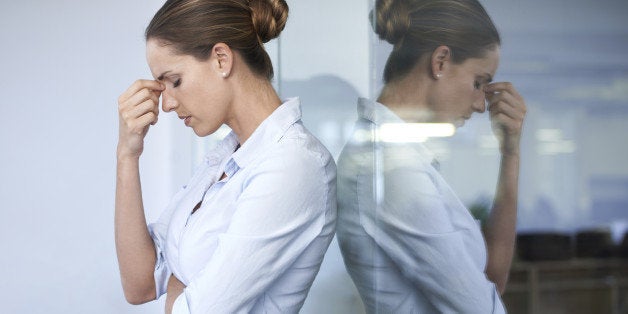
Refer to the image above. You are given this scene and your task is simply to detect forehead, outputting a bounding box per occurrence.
[463,47,500,76]
[145,39,186,79]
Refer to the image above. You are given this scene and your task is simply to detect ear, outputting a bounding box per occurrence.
[430,45,452,80]
[212,43,233,78]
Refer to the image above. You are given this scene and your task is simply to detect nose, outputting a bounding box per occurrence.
[472,92,487,113]
[161,89,178,112]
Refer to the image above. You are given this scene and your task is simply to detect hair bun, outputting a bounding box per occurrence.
[249,0,289,43]
[371,0,411,45]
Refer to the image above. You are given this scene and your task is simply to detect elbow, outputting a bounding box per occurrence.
[489,273,509,295]
[122,283,156,305]
[486,268,510,295]
[124,291,155,305]
[495,279,507,295]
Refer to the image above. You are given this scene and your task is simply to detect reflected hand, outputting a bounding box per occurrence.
[117,79,164,158]
[485,82,527,156]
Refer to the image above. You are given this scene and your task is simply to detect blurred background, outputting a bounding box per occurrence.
[1,0,627,313]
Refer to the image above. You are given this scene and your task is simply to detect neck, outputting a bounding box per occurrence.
[376,69,434,123]
[225,72,281,144]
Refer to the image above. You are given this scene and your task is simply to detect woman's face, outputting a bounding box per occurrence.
[429,47,500,127]
[145,39,231,137]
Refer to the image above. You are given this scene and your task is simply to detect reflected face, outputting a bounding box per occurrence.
[430,47,500,127]
[145,39,229,137]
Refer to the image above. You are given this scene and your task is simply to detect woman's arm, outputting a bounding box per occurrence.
[166,274,185,314]
[115,79,164,304]
[483,82,526,294]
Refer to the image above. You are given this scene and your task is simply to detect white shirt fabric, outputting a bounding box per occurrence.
[148,98,337,313]
[336,98,505,314]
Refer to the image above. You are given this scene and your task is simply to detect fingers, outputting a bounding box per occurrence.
[484,82,522,100]
[484,82,527,131]
[118,79,164,105]
[118,80,163,132]
[122,88,161,122]
[116,80,165,158]
[487,92,525,123]
[122,99,160,130]
[484,82,527,155]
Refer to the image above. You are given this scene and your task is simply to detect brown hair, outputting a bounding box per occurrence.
[145,0,288,80]
[372,0,500,83]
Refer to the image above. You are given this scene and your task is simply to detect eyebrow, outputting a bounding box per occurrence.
[157,71,171,81]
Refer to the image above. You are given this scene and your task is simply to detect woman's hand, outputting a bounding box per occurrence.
[485,82,527,156]
[117,79,164,159]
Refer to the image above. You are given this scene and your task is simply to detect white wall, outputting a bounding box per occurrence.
[0,1,177,313]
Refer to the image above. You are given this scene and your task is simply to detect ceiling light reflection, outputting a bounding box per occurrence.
[379,123,456,143]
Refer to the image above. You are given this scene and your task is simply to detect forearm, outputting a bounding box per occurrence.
[484,152,519,293]
[165,274,186,314]
[115,154,157,304]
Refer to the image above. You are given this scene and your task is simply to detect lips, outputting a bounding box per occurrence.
[178,115,191,126]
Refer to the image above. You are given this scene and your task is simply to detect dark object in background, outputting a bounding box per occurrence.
[516,232,573,261]
[575,228,615,258]
[618,232,628,258]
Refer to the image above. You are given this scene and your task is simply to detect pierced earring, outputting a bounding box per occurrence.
[222,72,228,78]
[436,73,443,79]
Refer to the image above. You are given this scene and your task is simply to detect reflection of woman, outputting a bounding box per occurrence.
[114,0,337,313]
[337,0,526,312]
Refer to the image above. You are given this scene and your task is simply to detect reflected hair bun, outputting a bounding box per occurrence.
[249,0,289,43]
[371,0,412,45]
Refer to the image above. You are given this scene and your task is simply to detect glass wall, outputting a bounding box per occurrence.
[193,0,628,312]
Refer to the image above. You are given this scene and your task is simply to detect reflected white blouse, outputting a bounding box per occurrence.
[336,98,505,314]
[148,98,337,313]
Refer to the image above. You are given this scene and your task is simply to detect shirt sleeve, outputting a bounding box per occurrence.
[147,185,191,299]
[147,221,170,299]
[358,150,505,313]
[172,149,333,313]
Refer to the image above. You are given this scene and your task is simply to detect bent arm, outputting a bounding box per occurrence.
[115,155,157,304]
[483,81,526,293]
[114,79,164,304]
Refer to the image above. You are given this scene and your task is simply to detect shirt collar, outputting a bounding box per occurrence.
[204,132,240,167]
[230,97,302,169]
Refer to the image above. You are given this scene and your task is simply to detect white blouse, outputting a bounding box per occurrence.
[148,98,337,313]
[336,98,505,313]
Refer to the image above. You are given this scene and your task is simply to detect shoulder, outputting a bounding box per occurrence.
[271,121,335,174]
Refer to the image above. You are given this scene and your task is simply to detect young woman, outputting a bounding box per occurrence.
[115,1,336,313]
[336,0,526,312]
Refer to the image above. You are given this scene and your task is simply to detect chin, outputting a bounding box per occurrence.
[453,119,465,128]
[191,127,210,137]
[195,125,224,138]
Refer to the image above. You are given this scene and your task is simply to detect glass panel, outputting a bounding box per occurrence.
[334,0,628,313]
[278,2,372,313]
[190,0,628,312]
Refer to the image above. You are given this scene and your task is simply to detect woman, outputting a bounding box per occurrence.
[336,0,526,312]
[115,0,336,313]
